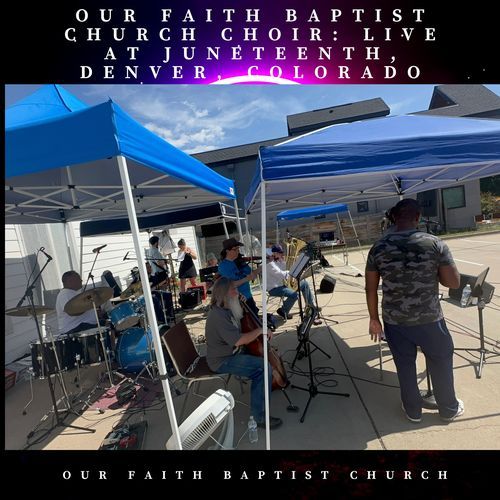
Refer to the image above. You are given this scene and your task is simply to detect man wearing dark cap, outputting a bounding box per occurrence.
[267,245,320,323]
[365,198,463,424]
[218,238,261,316]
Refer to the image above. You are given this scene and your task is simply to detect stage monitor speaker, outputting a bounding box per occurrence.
[319,274,336,293]
[448,273,494,304]
[179,290,202,310]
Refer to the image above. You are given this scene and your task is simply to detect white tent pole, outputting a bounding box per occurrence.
[260,181,271,450]
[233,199,244,242]
[79,236,84,277]
[275,220,279,245]
[116,155,182,450]
[221,218,230,239]
[62,223,74,270]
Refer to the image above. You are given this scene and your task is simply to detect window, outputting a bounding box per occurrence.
[357,201,369,213]
[442,185,465,209]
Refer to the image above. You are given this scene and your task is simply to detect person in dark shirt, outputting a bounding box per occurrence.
[365,199,463,423]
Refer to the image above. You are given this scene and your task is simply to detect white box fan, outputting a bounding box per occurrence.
[166,389,235,450]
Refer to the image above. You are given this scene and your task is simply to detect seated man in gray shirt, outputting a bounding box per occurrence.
[205,277,283,429]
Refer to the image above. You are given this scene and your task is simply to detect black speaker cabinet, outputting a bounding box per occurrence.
[448,273,494,304]
[319,274,336,293]
[179,290,202,310]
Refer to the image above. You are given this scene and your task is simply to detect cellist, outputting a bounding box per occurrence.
[205,277,283,430]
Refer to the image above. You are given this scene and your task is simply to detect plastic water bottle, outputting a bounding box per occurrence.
[248,415,258,443]
[460,284,472,307]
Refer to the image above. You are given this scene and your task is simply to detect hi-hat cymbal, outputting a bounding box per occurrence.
[5,305,54,317]
[120,281,143,299]
[64,287,113,316]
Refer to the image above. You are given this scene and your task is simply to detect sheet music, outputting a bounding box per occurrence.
[289,253,310,279]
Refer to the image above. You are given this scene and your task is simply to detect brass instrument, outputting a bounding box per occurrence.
[284,237,307,290]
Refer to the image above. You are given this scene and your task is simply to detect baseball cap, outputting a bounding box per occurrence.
[222,238,244,250]
[271,245,284,253]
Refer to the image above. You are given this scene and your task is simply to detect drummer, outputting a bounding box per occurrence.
[55,271,106,335]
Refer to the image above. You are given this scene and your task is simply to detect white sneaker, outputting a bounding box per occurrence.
[401,403,421,423]
[441,399,464,422]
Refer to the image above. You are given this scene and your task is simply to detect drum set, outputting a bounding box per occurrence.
[9,281,176,401]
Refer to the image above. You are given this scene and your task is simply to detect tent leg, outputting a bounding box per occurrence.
[116,155,182,450]
[233,199,244,242]
[260,182,271,450]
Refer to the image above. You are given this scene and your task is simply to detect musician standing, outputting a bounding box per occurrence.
[55,271,98,335]
[146,236,168,286]
[205,277,283,429]
[266,245,320,324]
[177,238,198,292]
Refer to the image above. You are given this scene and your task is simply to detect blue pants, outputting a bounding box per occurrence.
[384,319,459,419]
[216,354,273,422]
[268,280,315,315]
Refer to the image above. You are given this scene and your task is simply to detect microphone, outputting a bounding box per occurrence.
[40,247,53,260]
[92,244,107,253]
[123,251,129,261]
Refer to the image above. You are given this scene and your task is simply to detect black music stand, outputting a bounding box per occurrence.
[454,267,497,378]
[18,252,95,441]
[291,305,350,423]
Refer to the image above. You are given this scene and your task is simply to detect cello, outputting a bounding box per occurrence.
[239,295,289,390]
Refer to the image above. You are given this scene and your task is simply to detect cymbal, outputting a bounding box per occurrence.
[64,287,113,316]
[5,305,54,317]
[120,281,143,299]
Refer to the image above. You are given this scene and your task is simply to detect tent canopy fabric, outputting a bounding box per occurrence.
[245,115,500,214]
[6,85,235,225]
[80,202,238,237]
[277,204,348,222]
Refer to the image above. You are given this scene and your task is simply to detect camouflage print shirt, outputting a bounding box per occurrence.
[366,230,455,326]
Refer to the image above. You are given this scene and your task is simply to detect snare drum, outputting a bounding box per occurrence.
[108,301,140,331]
[71,328,112,365]
[30,336,75,378]
[115,327,154,373]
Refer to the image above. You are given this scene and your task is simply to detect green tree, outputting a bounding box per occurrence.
[480,192,499,216]
[480,175,500,196]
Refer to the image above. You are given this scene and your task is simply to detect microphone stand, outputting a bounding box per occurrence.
[19,252,94,440]
[83,248,102,291]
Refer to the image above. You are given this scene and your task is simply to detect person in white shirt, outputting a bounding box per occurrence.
[146,236,169,286]
[266,245,320,324]
[55,271,99,335]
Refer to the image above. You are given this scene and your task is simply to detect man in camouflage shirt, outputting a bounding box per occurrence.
[365,199,464,423]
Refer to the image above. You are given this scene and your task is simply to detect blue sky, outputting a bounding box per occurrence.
[6,84,500,154]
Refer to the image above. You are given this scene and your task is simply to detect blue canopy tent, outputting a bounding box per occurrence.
[277,204,349,221]
[275,204,358,264]
[244,114,500,449]
[5,84,238,449]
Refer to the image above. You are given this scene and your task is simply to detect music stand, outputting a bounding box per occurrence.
[454,267,497,378]
[291,305,350,423]
[289,253,311,323]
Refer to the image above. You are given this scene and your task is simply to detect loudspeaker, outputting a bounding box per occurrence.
[449,273,495,304]
[179,290,202,310]
[319,274,336,293]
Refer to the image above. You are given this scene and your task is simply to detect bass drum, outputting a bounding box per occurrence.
[115,327,154,373]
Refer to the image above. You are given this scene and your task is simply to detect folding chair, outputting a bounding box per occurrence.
[161,320,228,420]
